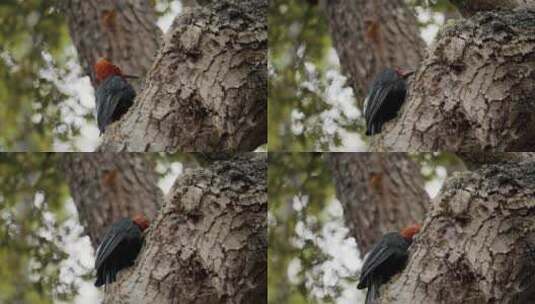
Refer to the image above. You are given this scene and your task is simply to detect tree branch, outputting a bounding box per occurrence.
[373,10,535,151]
[381,160,535,303]
[327,153,429,255]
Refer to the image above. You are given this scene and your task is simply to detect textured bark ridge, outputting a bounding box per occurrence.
[457,152,535,169]
[64,0,161,91]
[450,0,535,17]
[373,10,535,152]
[325,0,425,106]
[381,161,535,303]
[100,1,267,152]
[103,154,267,304]
[327,153,429,255]
[62,153,161,248]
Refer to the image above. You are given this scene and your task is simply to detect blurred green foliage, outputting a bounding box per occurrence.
[0,153,74,303]
[269,0,349,151]
[268,152,462,303]
[0,0,72,151]
[268,153,335,303]
[268,0,458,151]
[0,0,176,152]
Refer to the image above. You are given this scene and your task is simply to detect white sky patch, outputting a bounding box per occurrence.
[157,161,184,194]
[290,109,305,135]
[49,47,100,152]
[425,166,447,198]
[417,7,445,45]
[287,257,302,284]
[61,199,101,304]
[156,1,183,33]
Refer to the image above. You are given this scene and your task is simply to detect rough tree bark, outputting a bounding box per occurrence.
[100,1,267,152]
[62,153,161,247]
[64,0,267,152]
[327,153,429,255]
[102,154,267,304]
[457,152,535,169]
[324,0,425,107]
[373,10,535,151]
[380,160,535,304]
[450,0,535,16]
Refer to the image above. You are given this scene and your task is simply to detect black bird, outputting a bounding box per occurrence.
[93,58,136,135]
[94,214,149,287]
[363,68,413,136]
[358,224,421,304]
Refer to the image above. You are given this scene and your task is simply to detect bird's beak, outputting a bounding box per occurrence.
[402,70,415,78]
[123,74,140,79]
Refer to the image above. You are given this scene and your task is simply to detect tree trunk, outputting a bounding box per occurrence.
[324,0,425,107]
[327,153,429,256]
[64,0,267,152]
[449,0,535,17]
[63,0,161,91]
[381,160,535,303]
[102,154,267,304]
[371,10,535,151]
[62,153,161,248]
[457,152,535,169]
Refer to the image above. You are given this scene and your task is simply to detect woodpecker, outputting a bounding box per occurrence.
[358,224,421,304]
[93,58,136,134]
[363,68,413,136]
[94,214,149,287]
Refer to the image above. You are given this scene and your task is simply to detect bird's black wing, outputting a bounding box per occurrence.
[96,76,133,133]
[358,239,394,288]
[94,218,132,270]
[365,84,392,130]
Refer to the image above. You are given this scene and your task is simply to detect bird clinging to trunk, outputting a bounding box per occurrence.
[363,68,413,136]
[93,58,136,135]
[94,214,150,287]
[357,224,421,304]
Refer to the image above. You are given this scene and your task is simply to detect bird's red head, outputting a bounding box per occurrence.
[132,214,150,232]
[94,58,123,84]
[400,223,421,241]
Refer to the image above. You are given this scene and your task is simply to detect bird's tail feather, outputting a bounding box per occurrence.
[365,277,379,304]
[94,270,104,287]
